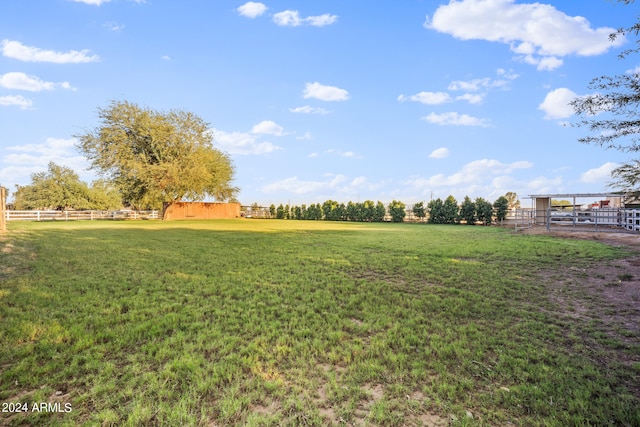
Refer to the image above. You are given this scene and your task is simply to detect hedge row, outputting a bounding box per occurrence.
[264,195,510,225]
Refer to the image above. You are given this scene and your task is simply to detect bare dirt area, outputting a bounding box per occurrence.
[520,226,640,396]
[519,228,640,323]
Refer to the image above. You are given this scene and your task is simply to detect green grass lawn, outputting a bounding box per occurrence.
[0,219,638,426]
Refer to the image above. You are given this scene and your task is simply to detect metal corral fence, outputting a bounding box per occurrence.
[5,210,160,221]
[513,208,536,231]
[240,205,272,219]
[510,208,640,233]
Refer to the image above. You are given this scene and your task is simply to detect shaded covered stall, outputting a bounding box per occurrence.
[527,193,633,231]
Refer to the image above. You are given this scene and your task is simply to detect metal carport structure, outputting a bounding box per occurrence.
[526,193,638,232]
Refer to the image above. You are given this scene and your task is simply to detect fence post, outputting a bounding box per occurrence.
[546,208,550,231]
[0,186,6,233]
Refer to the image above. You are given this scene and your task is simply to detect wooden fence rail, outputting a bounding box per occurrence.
[4,210,159,221]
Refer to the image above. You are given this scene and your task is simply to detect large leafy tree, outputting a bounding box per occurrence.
[475,197,493,226]
[13,162,120,210]
[504,192,520,209]
[459,196,476,225]
[362,200,376,222]
[571,0,640,196]
[442,195,459,224]
[322,200,345,221]
[427,198,445,224]
[373,201,386,222]
[493,196,509,223]
[88,179,123,210]
[412,201,426,222]
[76,101,238,209]
[388,200,406,222]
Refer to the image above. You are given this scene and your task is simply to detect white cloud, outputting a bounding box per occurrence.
[400,70,514,109]
[448,76,514,92]
[7,137,78,158]
[296,132,312,140]
[262,173,373,196]
[0,72,53,91]
[0,72,74,92]
[539,88,578,119]
[404,158,534,200]
[422,112,489,127]
[303,82,349,102]
[627,65,640,75]
[535,56,564,71]
[161,55,171,61]
[496,68,519,79]
[324,149,361,159]
[69,0,111,4]
[425,0,623,71]
[273,10,302,26]
[2,40,99,63]
[237,2,267,19]
[273,10,338,27]
[308,152,319,158]
[290,105,330,114]
[417,159,532,187]
[305,14,339,27]
[212,129,282,155]
[429,147,450,159]
[397,91,452,105]
[69,0,146,4]
[2,137,90,186]
[0,95,32,109]
[523,175,565,195]
[251,120,285,136]
[263,175,340,194]
[580,162,618,184]
[455,93,484,104]
[103,21,124,32]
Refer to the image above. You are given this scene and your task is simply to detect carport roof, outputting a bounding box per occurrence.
[527,193,625,199]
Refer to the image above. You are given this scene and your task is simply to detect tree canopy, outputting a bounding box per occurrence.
[493,196,509,222]
[76,101,238,209]
[13,162,121,210]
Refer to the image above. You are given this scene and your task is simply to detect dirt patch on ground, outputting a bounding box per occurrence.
[520,228,640,326]
[305,365,450,427]
[518,225,640,248]
[520,226,640,397]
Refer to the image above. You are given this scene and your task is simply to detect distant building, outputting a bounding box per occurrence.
[162,202,241,220]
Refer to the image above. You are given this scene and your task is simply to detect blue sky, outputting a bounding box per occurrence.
[1,0,637,206]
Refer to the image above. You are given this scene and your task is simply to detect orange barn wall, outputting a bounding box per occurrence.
[162,202,241,220]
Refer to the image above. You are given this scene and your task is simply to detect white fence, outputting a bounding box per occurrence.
[508,208,640,233]
[5,210,159,221]
[543,208,639,232]
[627,209,640,232]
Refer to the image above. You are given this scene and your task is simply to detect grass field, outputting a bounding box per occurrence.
[0,219,639,426]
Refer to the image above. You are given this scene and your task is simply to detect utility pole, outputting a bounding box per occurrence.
[0,186,7,233]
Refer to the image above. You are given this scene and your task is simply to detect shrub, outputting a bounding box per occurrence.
[388,200,406,222]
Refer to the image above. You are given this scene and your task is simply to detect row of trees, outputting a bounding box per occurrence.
[426,195,508,225]
[14,158,518,223]
[269,200,395,222]
[265,194,515,225]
